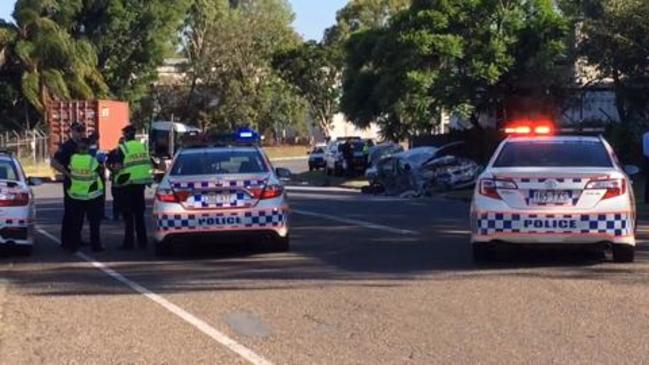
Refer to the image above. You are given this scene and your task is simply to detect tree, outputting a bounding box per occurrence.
[323,0,410,46]
[576,0,649,125]
[0,0,107,124]
[180,0,303,133]
[70,0,190,121]
[273,41,341,135]
[341,0,569,139]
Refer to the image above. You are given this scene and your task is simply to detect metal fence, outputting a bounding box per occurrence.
[0,129,49,164]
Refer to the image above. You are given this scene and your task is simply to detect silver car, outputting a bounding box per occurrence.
[153,145,290,255]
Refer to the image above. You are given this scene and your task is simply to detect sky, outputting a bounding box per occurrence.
[0,0,347,41]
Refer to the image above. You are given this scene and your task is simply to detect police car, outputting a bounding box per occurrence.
[470,122,638,262]
[0,151,41,255]
[152,130,291,255]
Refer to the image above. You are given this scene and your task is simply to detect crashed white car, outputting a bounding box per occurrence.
[471,129,638,262]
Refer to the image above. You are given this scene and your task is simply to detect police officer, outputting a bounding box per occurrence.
[50,122,86,250]
[113,126,153,250]
[67,138,105,252]
[107,137,125,221]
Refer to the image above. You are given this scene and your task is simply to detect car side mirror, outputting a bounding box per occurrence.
[27,177,43,186]
[624,165,640,176]
[276,167,292,179]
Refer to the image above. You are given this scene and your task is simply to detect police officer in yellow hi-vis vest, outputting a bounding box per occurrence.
[113,125,153,250]
[67,138,105,253]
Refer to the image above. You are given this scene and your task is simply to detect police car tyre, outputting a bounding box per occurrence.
[612,244,634,263]
[472,243,491,262]
[275,235,290,252]
[15,245,33,257]
[155,240,173,257]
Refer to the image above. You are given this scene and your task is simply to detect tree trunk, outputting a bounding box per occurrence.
[612,69,628,125]
[469,112,483,130]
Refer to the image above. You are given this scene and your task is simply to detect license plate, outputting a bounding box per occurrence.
[530,190,572,204]
[205,193,234,205]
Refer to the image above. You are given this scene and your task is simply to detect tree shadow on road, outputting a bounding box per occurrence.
[3,196,647,297]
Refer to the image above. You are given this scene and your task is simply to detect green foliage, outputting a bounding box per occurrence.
[178,0,305,135]
[577,0,649,124]
[273,41,341,135]
[341,0,569,139]
[72,0,190,116]
[0,0,108,121]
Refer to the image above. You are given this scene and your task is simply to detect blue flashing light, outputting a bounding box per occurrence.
[236,128,260,143]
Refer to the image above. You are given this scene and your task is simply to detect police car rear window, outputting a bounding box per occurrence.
[170,150,268,176]
[493,140,613,168]
[0,160,19,181]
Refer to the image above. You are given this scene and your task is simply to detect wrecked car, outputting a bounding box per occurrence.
[366,142,481,196]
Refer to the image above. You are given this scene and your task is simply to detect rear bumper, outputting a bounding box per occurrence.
[470,210,636,246]
[0,218,33,246]
[153,207,289,243]
[156,229,287,245]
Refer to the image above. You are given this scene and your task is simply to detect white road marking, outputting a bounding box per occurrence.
[292,209,419,235]
[36,227,273,365]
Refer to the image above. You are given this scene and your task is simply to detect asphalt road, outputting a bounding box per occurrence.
[2,161,649,364]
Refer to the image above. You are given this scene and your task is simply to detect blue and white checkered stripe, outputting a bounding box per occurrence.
[2,218,29,227]
[156,209,288,231]
[517,178,585,184]
[476,212,632,237]
[171,179,267,190]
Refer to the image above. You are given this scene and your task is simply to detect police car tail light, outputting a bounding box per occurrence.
[0,191,29,207]
[586,178,626,200]
[479,179,517,200]
[251,184,284,200]
[156,189,189,203]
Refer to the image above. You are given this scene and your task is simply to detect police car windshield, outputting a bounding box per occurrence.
[493,140,613,168]
[0,159,19,181]
[170,149,269,176]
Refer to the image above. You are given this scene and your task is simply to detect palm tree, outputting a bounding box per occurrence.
[0,0,107,120]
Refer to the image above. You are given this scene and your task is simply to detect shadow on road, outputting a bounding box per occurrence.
[1,195,647,297]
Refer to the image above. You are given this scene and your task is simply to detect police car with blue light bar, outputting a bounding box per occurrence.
[470,121,639,262]
[152,129,291,255]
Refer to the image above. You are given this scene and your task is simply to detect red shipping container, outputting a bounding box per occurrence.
[47,100,130,155]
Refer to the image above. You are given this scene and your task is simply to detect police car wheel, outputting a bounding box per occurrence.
[472,243,491,262]
[612,244,634,263]
[15,245,33,257]
[275,235,290,252]
[155,241,172,257]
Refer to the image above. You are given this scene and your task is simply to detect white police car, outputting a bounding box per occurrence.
[153,130,291,255]
[0,151,41,255]
[471,123,638,262]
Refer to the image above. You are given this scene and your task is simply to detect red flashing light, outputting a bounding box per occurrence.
[504,119,555,136]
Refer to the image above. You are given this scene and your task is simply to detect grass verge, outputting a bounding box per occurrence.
[292,170,369,189]
[263,145,310,160]
[20,161,56,180]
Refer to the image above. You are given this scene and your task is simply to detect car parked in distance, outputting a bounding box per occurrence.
[308,144,327,171]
